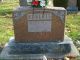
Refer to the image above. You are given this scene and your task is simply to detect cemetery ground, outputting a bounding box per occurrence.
[0,0,80,59]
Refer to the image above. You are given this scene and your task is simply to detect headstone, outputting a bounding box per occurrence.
[13,0,66,42]
[67,0,78,11]
[13,7,66,42]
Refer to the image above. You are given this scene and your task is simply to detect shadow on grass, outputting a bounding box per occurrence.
[0,47,3,53]
[0,44,4,53]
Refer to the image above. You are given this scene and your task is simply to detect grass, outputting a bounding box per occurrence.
[66,14,80,42]
[0,0,19,46]
[0,17,13,45]
[0,0,19,15]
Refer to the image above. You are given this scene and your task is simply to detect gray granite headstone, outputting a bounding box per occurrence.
[67,0,78,11]
[19,0,27,6]
[0,36,79,60]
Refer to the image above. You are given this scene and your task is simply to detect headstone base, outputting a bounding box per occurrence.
[0,36,79,60]
[67,6,78,13]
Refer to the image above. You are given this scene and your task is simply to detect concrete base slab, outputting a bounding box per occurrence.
[0,36,79,60]
[67,6,78,11]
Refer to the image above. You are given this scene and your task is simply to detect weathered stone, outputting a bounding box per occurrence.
[19,0,27,6]
[67,0,78,11]
[28,21,51,32]
[13,7,66,42]
[0,36,79,60]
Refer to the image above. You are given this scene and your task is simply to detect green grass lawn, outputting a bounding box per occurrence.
[0,0,19,46]
[0,0,19,15]
[66,14,80,42]
[0,17,13,45]
[0,0,80,46]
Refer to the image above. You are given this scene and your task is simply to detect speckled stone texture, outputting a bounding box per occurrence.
[13,7,66,42]
[0,36,79,60]
[19,0,27,6]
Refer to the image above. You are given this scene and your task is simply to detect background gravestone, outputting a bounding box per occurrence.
[67,0,78,11]
[68,0,77,6]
